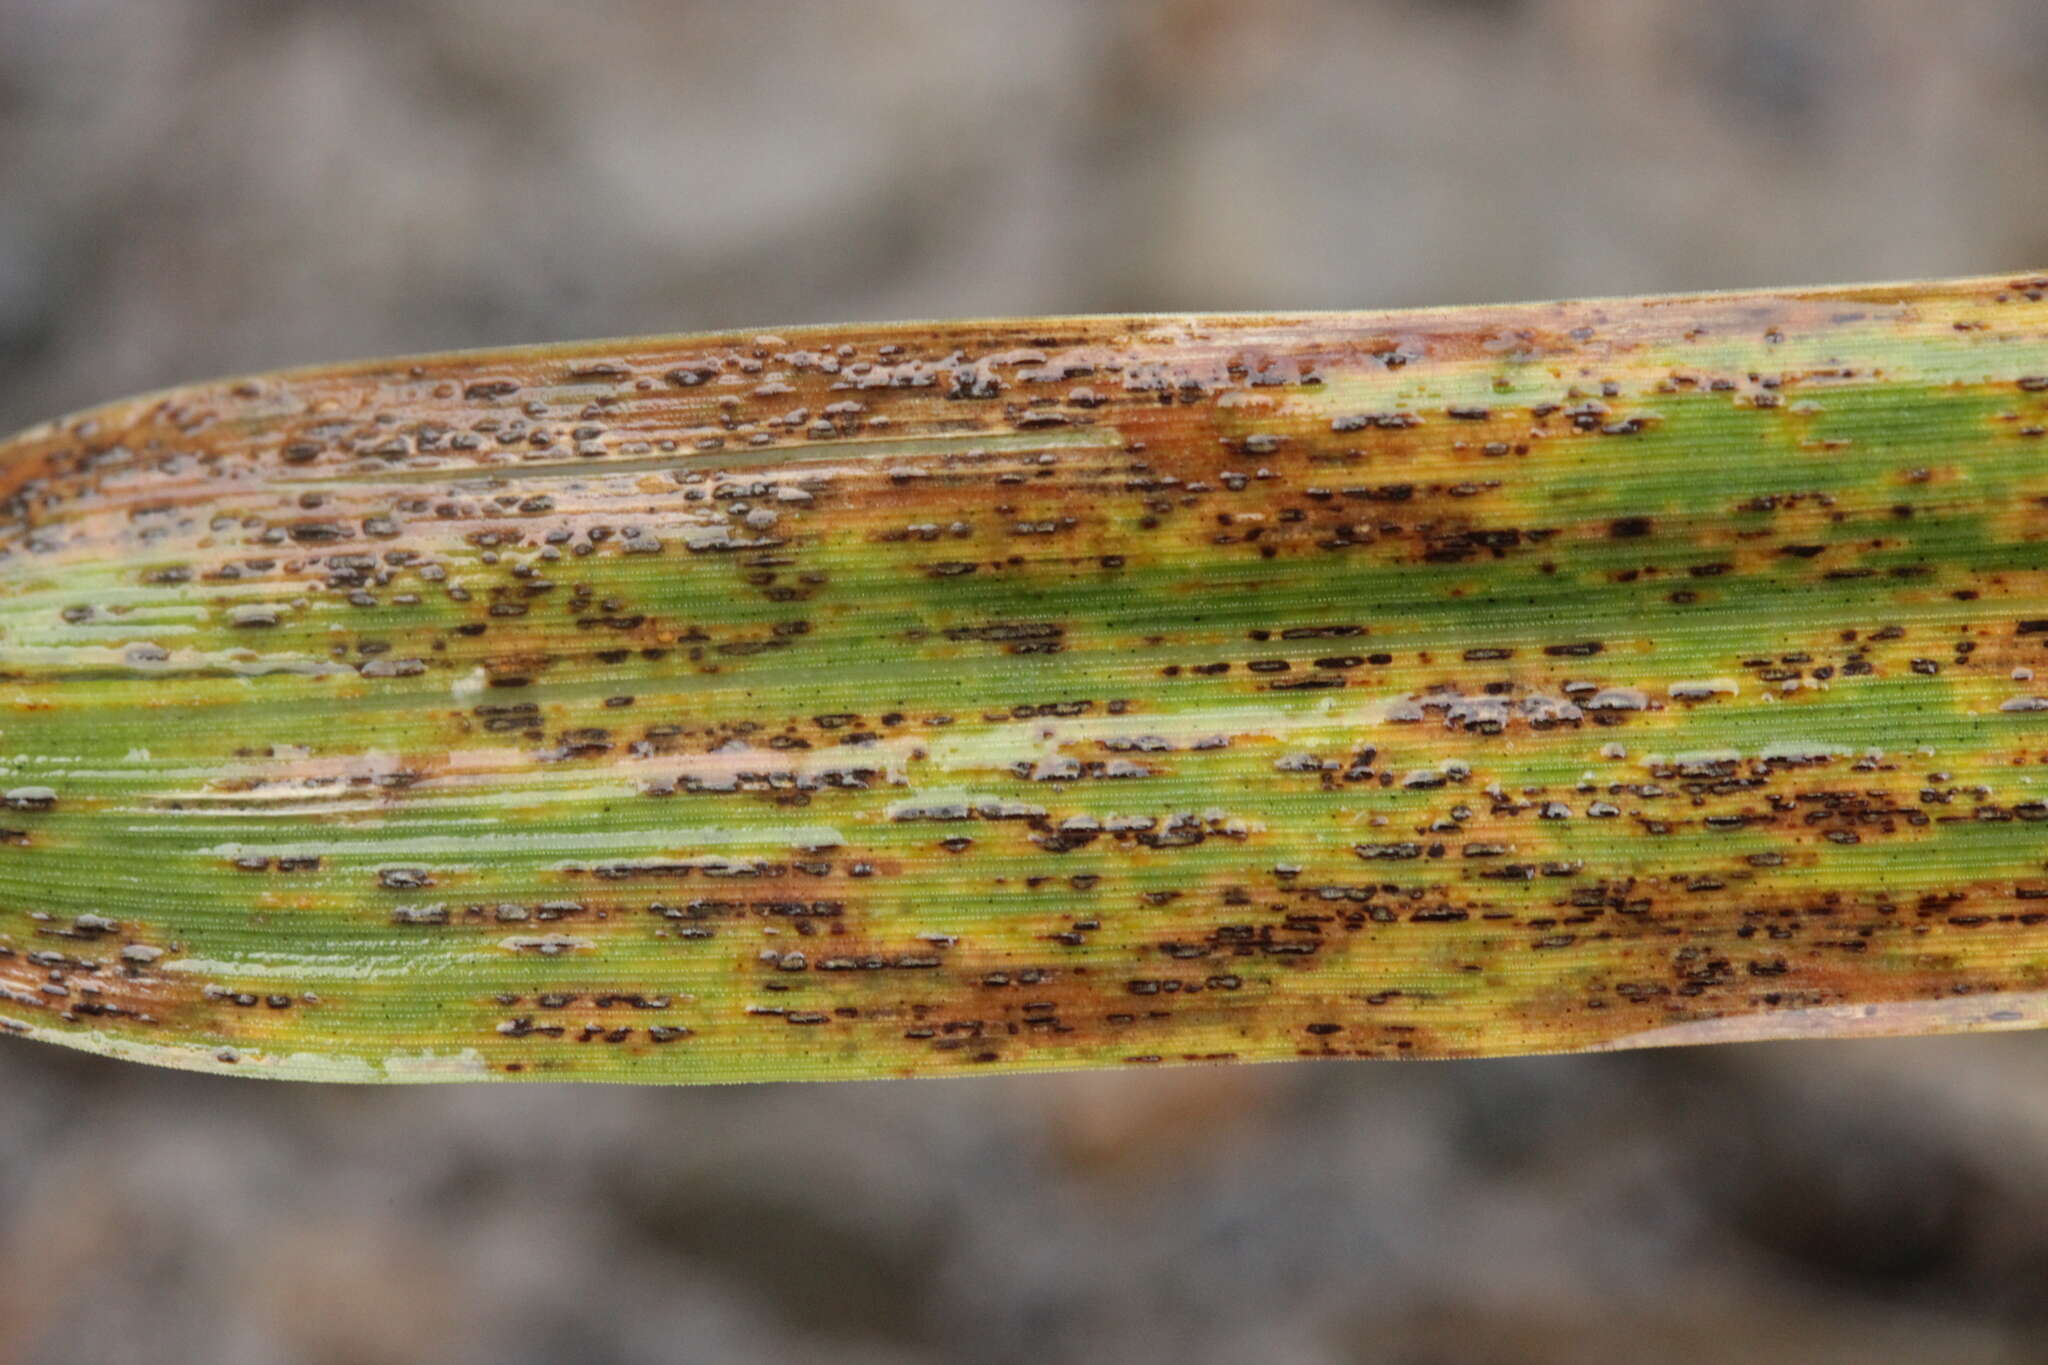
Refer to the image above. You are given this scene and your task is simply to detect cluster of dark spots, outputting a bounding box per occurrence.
[471,702,542,738]
[228,854,321,873]
[1005,754,1154,783]
[201,984,297,1010]
[1330,411,1423,433]
[1036,810,1245,854]
[649,897,845,935]
[1198,919,1326,958]
[799,950,944,971]
[496,1014,689,1045]
[1420,526,1525,564]
[577,1023,655,1047]
[538,726,613,760]
[1124,973,1240,996]
[0,936,194,1026]
[1738,490,1839,514]
[653,763,883,799]
[940,621,1064,655]
[399,901,572,929]
[1160,645,1401,683]
[563,852,788,881]
[1340,483,1416,503]
[1596,415,1656,435]
[1250,624,1366,642]
[501,990,675,1012]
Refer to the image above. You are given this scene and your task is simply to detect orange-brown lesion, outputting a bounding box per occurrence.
[1479,873,2048,1054]
[0,920,215,1040]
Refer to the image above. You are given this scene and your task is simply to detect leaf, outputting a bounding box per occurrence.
[4,274,2048,1082]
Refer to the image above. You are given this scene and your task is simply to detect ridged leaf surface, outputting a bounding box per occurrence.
[5,275,2048,1080]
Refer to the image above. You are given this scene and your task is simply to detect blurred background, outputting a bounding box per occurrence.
[4,1,2048,1361]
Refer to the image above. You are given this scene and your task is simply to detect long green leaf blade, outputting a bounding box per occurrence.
[4,274,2048,1080]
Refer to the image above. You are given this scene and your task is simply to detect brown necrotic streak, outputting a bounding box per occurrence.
[2,275,2048,1081]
